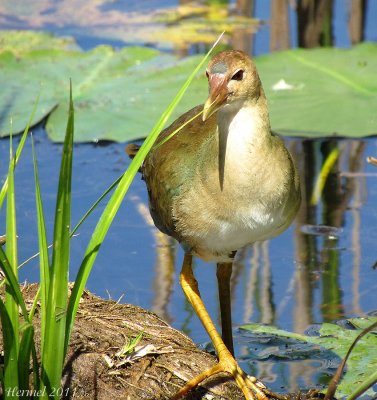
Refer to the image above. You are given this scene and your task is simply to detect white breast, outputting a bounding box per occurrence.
[178,101,297,262]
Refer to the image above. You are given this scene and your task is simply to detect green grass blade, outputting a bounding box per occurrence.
[31,134,50,353]
[41,83,74,398]
[65,34,223,353]
[4,137,20,393]
[28,286,41,320]
[18,324,34,396]
[0,297,18,398]
[0,247,30,320]
[0,94,40,210]
[0,248,37,395]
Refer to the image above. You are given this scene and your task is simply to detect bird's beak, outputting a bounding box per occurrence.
[202,74,228,121]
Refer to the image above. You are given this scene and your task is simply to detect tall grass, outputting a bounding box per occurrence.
[0,39,220,399]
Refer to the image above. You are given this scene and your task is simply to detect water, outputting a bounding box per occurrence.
[1,0,377,395]
[1,131,377,393]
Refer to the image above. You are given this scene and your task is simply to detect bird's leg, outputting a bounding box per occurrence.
[173,253,268,400]
[217,262,234,356]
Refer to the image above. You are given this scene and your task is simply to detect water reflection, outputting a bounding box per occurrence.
[1,0,375,56]
[130,195,176,324]
[172,0,373,56]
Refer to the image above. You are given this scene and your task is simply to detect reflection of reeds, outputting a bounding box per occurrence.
[260,241,274,325]
[351,177,362,315]
[284,138,369,391]
[243,243,260,324]
[347,141,367,316]
[130,195,176,324]
[291,139,367,328]
[239,241,274,326]
[291,139,316,333]
[270,0,290,51]
[322,141,366,320]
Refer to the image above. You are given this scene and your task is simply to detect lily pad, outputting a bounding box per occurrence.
[0,30,376,142]
[241,317,377,398]
[0,30,206,142]
[46,53,207,142]
[258,43,377,137]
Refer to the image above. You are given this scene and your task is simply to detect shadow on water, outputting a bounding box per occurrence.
[1,0,377,394]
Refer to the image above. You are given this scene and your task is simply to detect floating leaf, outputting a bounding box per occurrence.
[241,317,377,398]
[258,43,377,137]
[46,52,207,142]
[0,30,376,142]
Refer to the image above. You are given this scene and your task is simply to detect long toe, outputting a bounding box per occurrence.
[219,354,268,400]
[172,351,269,400]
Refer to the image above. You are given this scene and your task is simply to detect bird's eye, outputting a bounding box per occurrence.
[231,70,244,81]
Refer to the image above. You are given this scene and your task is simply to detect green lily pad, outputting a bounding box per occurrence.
[46,52,207,142]
[0,30,376,142]
[241,317,377,398]
[258,42,377,137]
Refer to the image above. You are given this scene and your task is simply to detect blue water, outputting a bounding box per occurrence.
[1,131,377,394]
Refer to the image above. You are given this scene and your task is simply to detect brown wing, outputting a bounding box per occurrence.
[140,104,217,241]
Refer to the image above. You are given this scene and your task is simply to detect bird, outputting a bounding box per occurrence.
[127,50,301,399]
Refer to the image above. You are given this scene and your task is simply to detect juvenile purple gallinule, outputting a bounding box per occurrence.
[127,50,301,399]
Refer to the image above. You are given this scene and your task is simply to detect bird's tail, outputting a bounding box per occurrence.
[125,143,141,159]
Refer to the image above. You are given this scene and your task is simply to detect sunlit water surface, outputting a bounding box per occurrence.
[1,132,377,394]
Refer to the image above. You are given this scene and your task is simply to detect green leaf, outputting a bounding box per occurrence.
[0,31,186,142]
[45,50,202,142]
[18,324,34,396]
[32,136,50,354]
[0,297,18,397]
[4,138,20,393]
[41,83,74,398]
[0,247,31,321]
[257,43,377,137]
[240,317,377,398]
[1,30,376,142]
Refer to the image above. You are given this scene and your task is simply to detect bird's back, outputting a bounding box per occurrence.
[141,104,218,243]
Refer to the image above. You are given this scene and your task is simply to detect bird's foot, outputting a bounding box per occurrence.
[172,349,270,400]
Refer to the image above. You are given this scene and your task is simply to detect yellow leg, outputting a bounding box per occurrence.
[172,254,268,400]
[217,262,234,356]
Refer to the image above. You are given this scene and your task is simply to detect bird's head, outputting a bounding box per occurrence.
[202,50,261,121]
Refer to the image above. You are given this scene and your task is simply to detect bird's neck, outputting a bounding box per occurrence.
[215,93,271,190]
[216,93,272,189]
[217,92,271,146]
